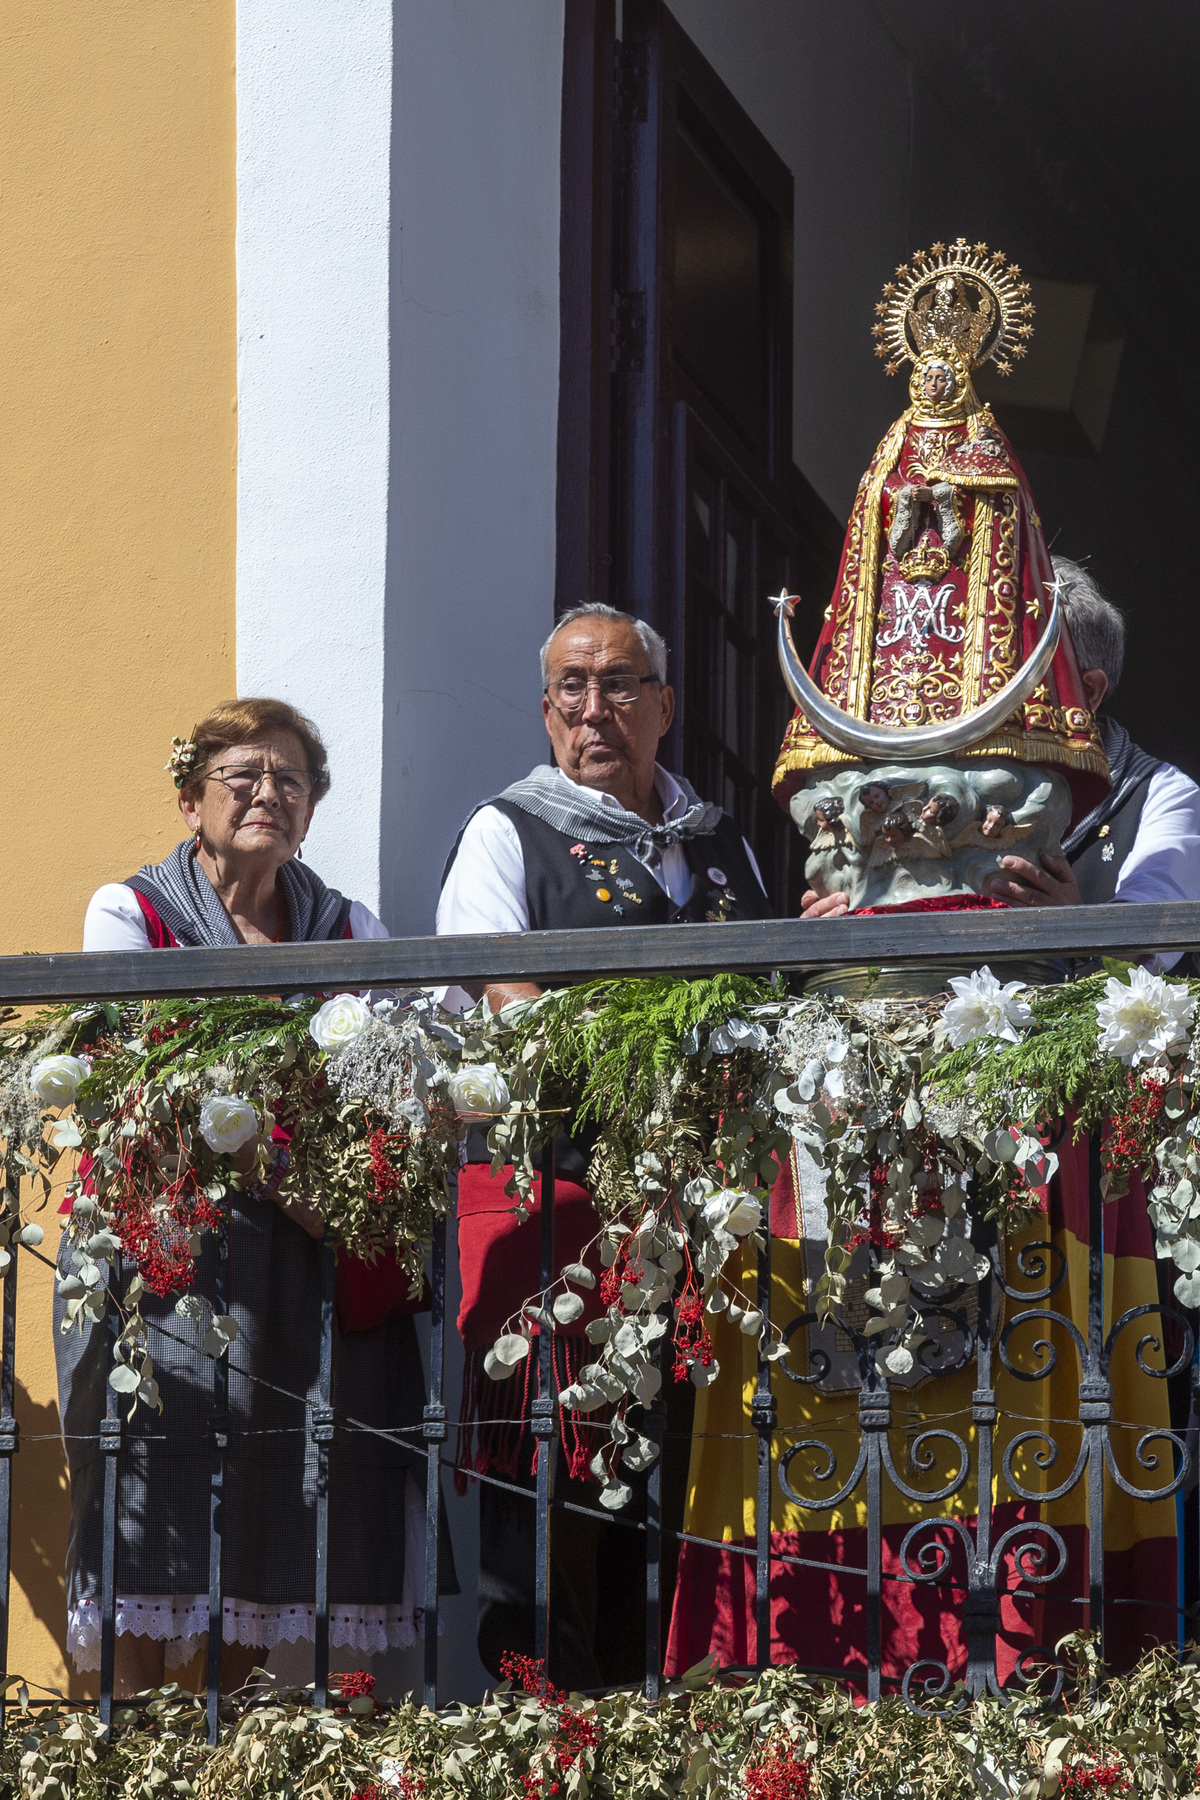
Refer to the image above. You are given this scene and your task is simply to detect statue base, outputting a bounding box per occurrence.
[790,759,1072,913]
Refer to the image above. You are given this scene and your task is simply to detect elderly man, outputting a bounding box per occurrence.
[802,558,1200,919]
[987,557,1200,912]
[438,602,771,1688]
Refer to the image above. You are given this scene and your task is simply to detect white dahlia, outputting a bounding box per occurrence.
[1095,966,1195,1067]
[940,967,1032,1049]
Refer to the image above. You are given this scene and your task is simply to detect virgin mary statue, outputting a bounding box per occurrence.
[772,239,1109,912]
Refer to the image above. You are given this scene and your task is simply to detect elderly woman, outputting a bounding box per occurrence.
[60,697,450,1695]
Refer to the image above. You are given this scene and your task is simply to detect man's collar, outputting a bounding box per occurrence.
[553,763,685,820]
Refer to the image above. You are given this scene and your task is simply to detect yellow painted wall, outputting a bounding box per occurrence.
[0,1,236,1694]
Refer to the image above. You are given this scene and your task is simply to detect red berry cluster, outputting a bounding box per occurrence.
[368,1129,406,1206]
[673,1286,714,1382]
[499,1653,601,1796]
[744,1743,812,1800]
[500,1651,561,1705]
[844,1161,904,1255]
[1105,1070,1171,1182]
[600,1240,635,1310]
[352,1782,424,1800]
[331,1668,376,1699]
[103,1104,223,1295]
[1058,1757,1129,1794]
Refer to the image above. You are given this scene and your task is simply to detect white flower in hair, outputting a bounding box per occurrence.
[941,966,1032,1048]
[29,1054,91,1107]
[1096,966,1195,1067]
[309,993,373,1053]
[199,1094,259,1155]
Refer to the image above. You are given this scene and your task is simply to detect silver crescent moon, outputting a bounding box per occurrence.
[773,584,1062,763]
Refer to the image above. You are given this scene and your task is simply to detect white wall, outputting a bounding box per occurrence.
[380,1,564,936]
[237,0,562,930]
[236,0,394,913]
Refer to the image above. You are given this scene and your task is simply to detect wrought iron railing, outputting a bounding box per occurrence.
[1,899,1199,1738]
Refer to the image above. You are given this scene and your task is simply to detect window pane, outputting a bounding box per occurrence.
[690,460,716,587]
[759,532,788,618]
[725,502,747,618]
[723,628,740,758]
[672,123,766,456]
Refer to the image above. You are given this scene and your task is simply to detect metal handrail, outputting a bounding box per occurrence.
[1,897,1199,1002]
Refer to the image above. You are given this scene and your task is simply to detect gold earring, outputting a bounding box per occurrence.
[193,829,202,847]
[296,841,304,861]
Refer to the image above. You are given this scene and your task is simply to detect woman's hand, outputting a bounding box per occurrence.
[268,1190,325,1240]
[258,1145,324,1239]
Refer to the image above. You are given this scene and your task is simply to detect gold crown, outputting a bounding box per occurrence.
[871,238,1035,378]
[898,541,951,583]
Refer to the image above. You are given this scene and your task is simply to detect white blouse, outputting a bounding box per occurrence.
[82,883,388,950]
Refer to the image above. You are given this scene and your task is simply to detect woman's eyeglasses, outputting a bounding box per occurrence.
[206,766,315,803]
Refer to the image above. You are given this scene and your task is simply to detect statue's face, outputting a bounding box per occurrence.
[921,361,955,402]
[859,784,890,813]
[922,795,957,826]
[981,806,1008,838]
[815,797,844,826]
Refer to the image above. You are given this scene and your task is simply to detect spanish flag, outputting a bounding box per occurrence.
[666,1142,1179,1687]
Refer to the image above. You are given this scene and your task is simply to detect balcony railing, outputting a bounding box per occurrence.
[0,899,1198,1740]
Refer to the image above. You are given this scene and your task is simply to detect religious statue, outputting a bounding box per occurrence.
[773,239,1109,913]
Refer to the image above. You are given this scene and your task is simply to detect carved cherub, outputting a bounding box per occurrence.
[854,780,925,849]
[908,794,959,860]
[951,802,1033,851]
[867,807,918,867]
[810,795,849,851]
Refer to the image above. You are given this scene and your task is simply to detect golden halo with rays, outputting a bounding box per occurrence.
[870,237,1035,378]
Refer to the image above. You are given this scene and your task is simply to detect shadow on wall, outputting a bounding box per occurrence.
[12,1378,77,1699]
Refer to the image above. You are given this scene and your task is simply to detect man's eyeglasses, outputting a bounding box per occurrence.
[206,766,315,803]
[545,673,659,715]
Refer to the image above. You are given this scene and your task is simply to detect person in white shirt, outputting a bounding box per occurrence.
[66,698,442,1697]
[801,559,1200,927]
[437,602,771,1690]
[986,557,1200,923]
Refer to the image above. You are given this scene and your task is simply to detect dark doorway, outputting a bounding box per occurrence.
[556,0,841,914]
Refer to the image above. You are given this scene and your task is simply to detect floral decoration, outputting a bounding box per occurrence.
[1,1634,1197,1800]
[2,959,1200,1429]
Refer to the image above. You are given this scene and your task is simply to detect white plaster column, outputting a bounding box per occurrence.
[381,2,565,936]
[236,0,564,933]
[236,0,393,911]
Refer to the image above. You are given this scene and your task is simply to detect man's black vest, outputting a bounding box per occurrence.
[1068,773,1158,905]
[485,799,773,930]
[447,798,773,1173]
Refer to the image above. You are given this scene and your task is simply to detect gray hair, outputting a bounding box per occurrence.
[540,604,669,688]
[1052,555,1125,692]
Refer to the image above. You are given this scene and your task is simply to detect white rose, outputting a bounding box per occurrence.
[199,1094,259,1155]
[701,1188,762,1237]
[448,1062,511,1121]
[29,1054,91,1108]
[308,993,373,1053]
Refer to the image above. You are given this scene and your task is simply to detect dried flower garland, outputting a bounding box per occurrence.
[3,1634,1200,1799]
[1,961,1198,1436]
